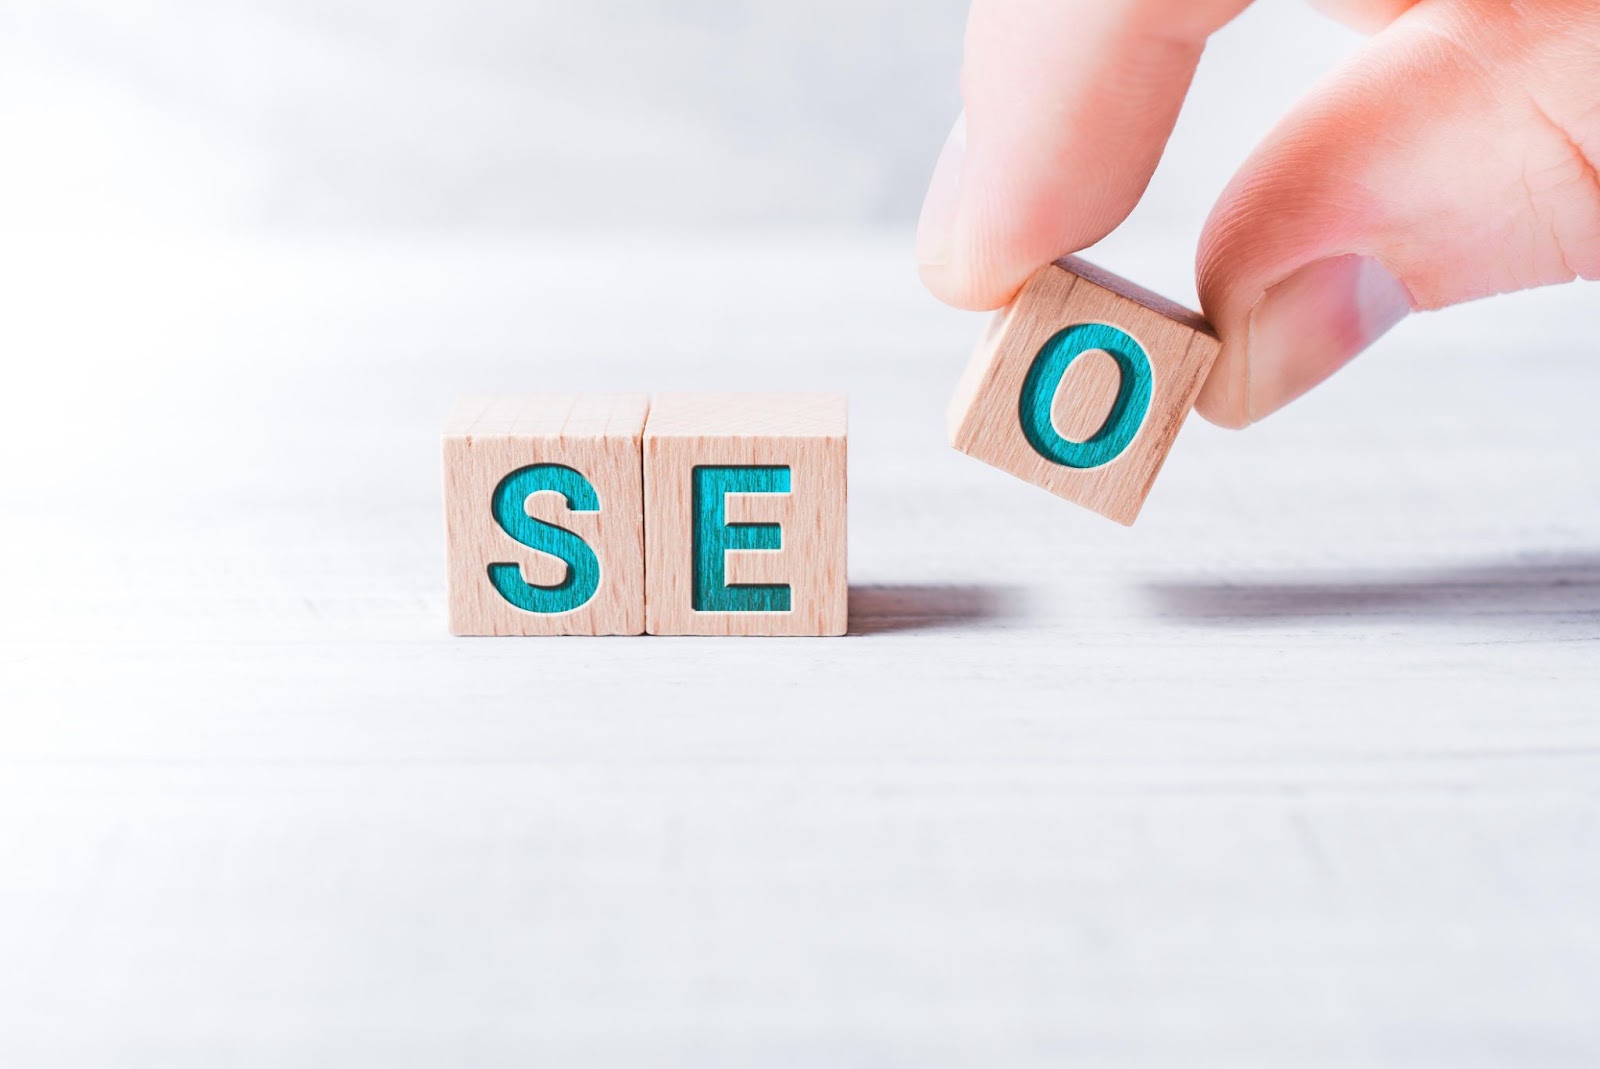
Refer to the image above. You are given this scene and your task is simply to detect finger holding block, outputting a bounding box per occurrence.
[644,393,847,636]
[948,256,1222,525]
[443,394,649,635]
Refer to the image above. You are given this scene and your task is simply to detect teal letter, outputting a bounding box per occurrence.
[1018,322,1153,469]
[487,464,601,614]
[692,465,791,612]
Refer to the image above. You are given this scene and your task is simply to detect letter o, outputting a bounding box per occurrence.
[1017,322,1153,469]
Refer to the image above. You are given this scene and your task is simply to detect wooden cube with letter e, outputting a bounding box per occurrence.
[644,393,847,636]
[948,256,1222,525]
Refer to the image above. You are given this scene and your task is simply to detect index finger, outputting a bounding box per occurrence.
[918,0,1253,310]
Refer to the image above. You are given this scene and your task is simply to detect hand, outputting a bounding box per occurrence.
[915,0,1600,426]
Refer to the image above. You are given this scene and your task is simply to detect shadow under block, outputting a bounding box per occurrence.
[644,393,847,636]
[948,256,1222,525]
[443,394,648,635]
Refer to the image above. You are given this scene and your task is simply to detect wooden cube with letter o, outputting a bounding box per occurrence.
[948,256,1221,525]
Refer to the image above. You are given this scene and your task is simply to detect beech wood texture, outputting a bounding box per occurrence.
[644,393,847,636]
[948,256,1222,525]
[443,394,648,635]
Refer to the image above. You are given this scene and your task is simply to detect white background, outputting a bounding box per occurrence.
[2,4,1598,1066]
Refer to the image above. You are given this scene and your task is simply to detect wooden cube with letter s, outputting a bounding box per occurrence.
[643,393,847,636]
[443,394,648,635]
[948,256,1222,525]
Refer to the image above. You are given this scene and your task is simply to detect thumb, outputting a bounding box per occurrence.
[1195,0,1600,427]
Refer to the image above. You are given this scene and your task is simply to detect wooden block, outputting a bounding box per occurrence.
[644,393,847,636]
[443,394,648,635]
[948,256,1222,525]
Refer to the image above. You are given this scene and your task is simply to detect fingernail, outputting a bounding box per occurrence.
[916,112,966,267]
[1245,254,1412,420]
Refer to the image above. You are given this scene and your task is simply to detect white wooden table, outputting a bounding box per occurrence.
[2,233,1597,1067]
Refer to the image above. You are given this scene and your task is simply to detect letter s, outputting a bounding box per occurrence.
[487,464,601,614]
